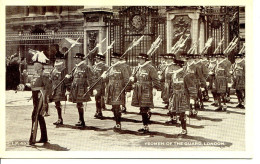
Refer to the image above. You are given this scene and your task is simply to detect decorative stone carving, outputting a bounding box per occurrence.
[129,13,146,32]
[86,16,99,22]
[171,16,192,52]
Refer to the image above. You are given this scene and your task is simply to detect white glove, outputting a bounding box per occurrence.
[93,89,97,96]
[101,72,107,78]
[153,88,157,96]
[127,92,131,98]
[206,82,209,86]
[208,71,213,75]
[228,83,232,87]
[129,76,135,82]
[201,87,205,91]
[158,74,162,80]
[65,74,71,79]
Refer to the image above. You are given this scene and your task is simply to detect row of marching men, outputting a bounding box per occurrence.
[28,49,245,145]
[158,52,245,127]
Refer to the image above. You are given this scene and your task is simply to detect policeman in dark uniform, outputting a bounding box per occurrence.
[93,53,108,118]
[49,51,67,125]
[65,53,95,127]
[29,54,52,145]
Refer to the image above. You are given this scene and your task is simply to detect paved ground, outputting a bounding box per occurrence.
[5,90,245,151]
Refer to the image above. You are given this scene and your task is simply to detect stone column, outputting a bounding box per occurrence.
[57,6,62,15]
[45,6,56,15]
[166,7,202,54]
[199,21,205,53]
[28,6,38,17]
[166,13,175,53]
[188,13,200,53]
[24,6,29,16]
[60,6,69,15]
[82,7,112,65]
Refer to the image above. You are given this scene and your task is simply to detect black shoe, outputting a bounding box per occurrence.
[138,127,149,133]
[192,109,198,116]
[121,106,127,113]
[225,97,231,102]
[163,105,169,109]
[53,119,63,125]
[75,121,85,127]
[113,124,121,131]
[203,95,209,101]
[240,105,245,109]
[29,140,35,145]
[44,113,50,117]
[102,107,108,111]
[138,128,145,132]
[36,138,48,143]
[165,119,177,124]
[211,103,218,107]
[235,104,241,108]
[94,112,103,118]
[215,106,223,111]
[178,129,187,136]
[96,112,103,118]
[194,104,200,110]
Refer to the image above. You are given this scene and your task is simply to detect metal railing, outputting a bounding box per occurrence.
[6,32,84,41]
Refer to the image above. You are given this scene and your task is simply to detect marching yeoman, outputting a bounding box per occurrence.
[129,53,161,133]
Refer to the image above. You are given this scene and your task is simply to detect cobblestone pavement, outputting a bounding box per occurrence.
[5,90,245,151]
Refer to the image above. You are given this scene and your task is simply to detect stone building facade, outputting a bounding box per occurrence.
[6,6,245,78]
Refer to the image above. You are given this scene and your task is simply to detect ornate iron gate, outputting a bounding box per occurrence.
[107,6,166,68]
[203,6,240,62]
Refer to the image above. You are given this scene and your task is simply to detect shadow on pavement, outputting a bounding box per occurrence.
[189,115,223,122]
[29,142,70,151]
[56,124,112,131]
[201,108,245,115]
[125,111,168,117]
[101,116,204,129]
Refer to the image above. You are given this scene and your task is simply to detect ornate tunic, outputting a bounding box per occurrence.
[207,60,217,90]
[120,61,132,76]
[49,66,67,102]
[213,59,231,94]
[66,62,95,103]
[199,60,209,88]
[93,62,109,96]
[161,63,181,103]
[232,60,245,90]
[131,62,161,108]
[104,62,130,105]
[169,68,190,113]
[183,62,198,99]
